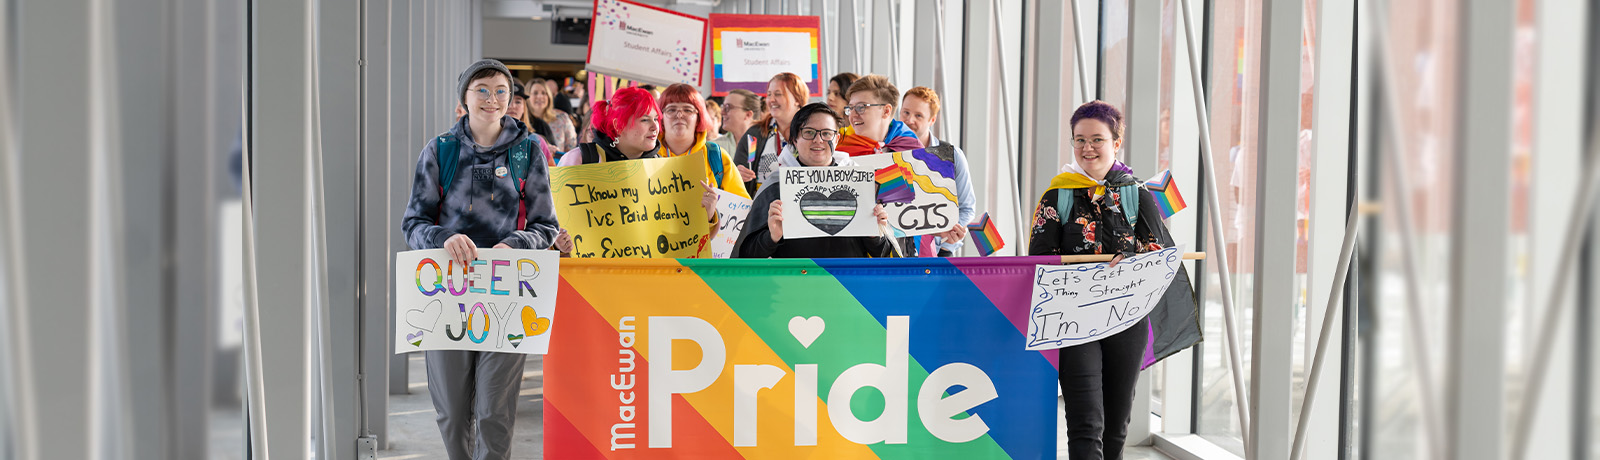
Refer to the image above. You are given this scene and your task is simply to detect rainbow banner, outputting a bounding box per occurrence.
[545,257,1061,459]
[1144,169,1187,219]
[874,163,915,204]
[966,213,1005,257]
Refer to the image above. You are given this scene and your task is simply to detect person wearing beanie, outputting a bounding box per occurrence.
[400,58,558,460]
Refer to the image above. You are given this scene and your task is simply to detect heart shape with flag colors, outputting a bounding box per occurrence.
[406,331,424,347]
[797,189,858,235]
[788,316,825,348]
[521,306,552,337]
[404,299,444,332]
[506,334,525,348]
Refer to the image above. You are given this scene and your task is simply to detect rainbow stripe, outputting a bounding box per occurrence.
[875,164,915,204]
[966,213,1005,257]
[546,257,1059,459]
[1144,169,1187,219]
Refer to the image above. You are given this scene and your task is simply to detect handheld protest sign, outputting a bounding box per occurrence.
[708,188,753,258]
[1025,246,1185,350]
[779,166,878,239]
[551,153,712,258]
[853,145,961,237]
[395,248,561,355]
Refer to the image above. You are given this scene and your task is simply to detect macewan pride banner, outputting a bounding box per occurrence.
[545,257,1062,459]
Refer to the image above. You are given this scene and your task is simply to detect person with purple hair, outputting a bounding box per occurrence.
[1028,100,1199,460]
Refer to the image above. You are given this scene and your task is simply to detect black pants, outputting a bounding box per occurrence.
[1058,318,1149,460]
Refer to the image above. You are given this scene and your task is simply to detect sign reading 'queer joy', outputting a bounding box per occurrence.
[709,14,823,97]
[780,166,878,239]
[544,256,1060,459]
[854,146,962,237]
[1026,246,1185,350]
[394,249,561,355]
[588,0,707,86]
[708,188,753,258]
[551,152,713,258]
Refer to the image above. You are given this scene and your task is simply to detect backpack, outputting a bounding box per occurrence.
[1055,183,1141,228]
[435,133,538,226]
[579,141,726,185]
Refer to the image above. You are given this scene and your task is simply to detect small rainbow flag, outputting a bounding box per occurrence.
[1145,169,1188,218]
[967,212,1005,256]
[875,163,916,204]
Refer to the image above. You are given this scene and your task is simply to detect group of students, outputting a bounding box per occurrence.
[401,59,1186,460]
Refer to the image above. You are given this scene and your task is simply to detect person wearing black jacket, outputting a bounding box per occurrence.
[735,103,897,259]
[1029,101,1198,460]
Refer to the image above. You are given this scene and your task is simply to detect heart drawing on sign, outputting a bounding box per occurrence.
[521,306,552,337]
[404,299,445,332]
[788,316,825,348]
[406,331,424,347]
[506,334,524,348]
[798,189,859,235]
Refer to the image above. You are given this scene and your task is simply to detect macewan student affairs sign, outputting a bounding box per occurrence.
[588,0,707,86]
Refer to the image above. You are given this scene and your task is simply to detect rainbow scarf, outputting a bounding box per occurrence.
[546,257,1060,459]
[837,120,920,157]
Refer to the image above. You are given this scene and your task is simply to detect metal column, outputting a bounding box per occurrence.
[1446,0,1514,459]
[1248,0,1303,458]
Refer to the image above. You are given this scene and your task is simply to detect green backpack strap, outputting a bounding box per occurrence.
[508,137,533,198]
[705,141,726,186]
[435,134,460,214]
[1054,184,1140,229]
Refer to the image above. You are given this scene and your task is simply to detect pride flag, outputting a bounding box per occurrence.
[966,213,1004,257]
[1144,169,1187,218]
[875,163,915,204]
[545,257,1061,459]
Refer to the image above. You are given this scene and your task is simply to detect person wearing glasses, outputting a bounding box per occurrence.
[721,88,765,186]
[1029,100,1196,460]
[400,59,559,460]
[734,103,897,259]
[549,86,721,256]
[836,74,924,157]
[657,83,749,198]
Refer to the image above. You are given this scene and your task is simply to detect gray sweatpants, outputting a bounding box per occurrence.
[425,350,527,460]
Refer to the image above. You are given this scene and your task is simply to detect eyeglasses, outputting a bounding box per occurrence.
[843,103,888,116]
[472,88,510,101]
[798,128,839,141]
[663,106,699,117]
[1072,137,1111,150]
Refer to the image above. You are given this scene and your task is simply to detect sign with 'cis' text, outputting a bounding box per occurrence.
[709,14,823,97]
[394,249,561,355]
[1025,246,1185,350]
[855,146,963,237]
[780,166,879,239]
[544,256,1060,459]
[708,188,753,258]
[551,152,713,258]
[588,0,707,86]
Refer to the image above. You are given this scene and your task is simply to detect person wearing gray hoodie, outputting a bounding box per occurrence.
[400,59,557,460]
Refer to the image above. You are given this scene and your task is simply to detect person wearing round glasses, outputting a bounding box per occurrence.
[657,83,748,199]
[1029,100,1198,460]
[735,103,896,259]
[835,74,923,157]
[400,59,560,460]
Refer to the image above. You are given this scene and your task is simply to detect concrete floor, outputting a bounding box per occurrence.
[380,354,1173,459]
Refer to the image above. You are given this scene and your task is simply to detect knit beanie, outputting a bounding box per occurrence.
[457,59,514,107]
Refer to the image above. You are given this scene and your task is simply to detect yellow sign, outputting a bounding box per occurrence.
[551,152,712,258]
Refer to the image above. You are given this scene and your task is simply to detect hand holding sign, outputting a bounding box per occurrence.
[780,166,879,239]
[1026,246,1185,350]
